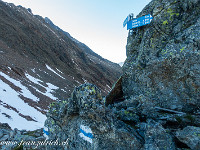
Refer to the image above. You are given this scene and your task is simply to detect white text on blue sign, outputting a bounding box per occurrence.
[127,14,153,30]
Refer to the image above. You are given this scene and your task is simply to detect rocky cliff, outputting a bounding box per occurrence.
[1,0,200,150]
[122,0,200,113]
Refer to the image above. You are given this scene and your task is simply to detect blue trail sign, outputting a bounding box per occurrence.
[123,16,129,28]
[123,13,134,28]
[127,14,153,30]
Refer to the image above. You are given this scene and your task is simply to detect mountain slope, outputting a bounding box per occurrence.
[44,17,106,61]
[0,0,122,130]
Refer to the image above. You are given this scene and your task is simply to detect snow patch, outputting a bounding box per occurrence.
[0,79,46,130]
[0,105,46,131]
[31,68,36,73]
[106,85,112,90]
[82,78,88,83]
[56,68,63,74]
[75,80,81,85]
[25,73,43,86]
[46,65,65,79]
[0,72,39,102]
[31,82,58,100]
[61,89,66,93]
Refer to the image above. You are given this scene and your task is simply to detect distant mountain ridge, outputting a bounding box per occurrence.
[44,17,109,62]
[0,0,122,130]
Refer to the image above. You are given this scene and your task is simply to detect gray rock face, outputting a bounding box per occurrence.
[45,83,143,150]
[122,0,200,113]
[108,0,199,149]
[143,119,175,150]
[176,126,200,150]
[44,82,200,150]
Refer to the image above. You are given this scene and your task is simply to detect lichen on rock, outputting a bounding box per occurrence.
[44,83,143,149]
[122,0,200,114]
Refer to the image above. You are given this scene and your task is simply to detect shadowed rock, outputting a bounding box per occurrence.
[176,126,200,150]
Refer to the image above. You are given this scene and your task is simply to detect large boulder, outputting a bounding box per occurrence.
[44,83,143,150]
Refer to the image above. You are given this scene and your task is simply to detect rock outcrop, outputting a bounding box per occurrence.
[176,126,200,149]
[44,83,143,150]
[122,0,200,113]
[121,0,200,149]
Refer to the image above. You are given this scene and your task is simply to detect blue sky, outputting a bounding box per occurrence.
[3,0,151,63]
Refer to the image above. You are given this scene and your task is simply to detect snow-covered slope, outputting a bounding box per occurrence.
[0,71,46,130]
[0,63,73,130]
[0,65,69,130]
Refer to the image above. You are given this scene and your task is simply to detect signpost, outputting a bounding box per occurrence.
[123,14,153,30]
